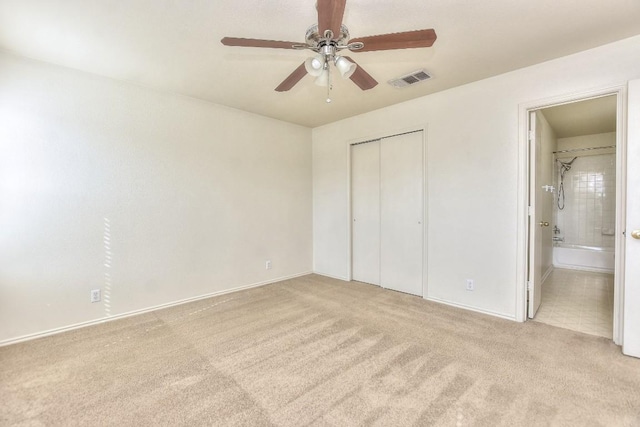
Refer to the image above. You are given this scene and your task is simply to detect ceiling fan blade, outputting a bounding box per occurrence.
[317,0,347,39]
[343,57,378,90]
[275,63,307,92]
[350,29,437,52]
[221,37,299,49]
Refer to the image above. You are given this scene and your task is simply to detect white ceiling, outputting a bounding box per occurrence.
[1,0,639,128]
[541,95,617,138]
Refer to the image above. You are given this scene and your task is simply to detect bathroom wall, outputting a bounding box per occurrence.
[554,133,616,248]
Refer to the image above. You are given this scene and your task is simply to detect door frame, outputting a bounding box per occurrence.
[516,85,627,345]
[346,126,428,297]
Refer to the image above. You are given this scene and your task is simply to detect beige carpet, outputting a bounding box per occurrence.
[1,274,640,426]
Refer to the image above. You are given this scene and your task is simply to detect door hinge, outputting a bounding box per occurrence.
[528,130,534,141]
[528,206,532,216]
[527,281,532,291]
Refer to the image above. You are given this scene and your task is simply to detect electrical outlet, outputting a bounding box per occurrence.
[466,279,474,291]
[90,289,101,303]
[265,260,272,270]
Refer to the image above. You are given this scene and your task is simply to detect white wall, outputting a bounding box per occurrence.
[0,52,312,343]
[312,35,640,319]
[537,111,557,279]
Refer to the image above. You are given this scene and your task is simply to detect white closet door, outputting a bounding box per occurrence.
[351,141,381,285]
[380,132,423,296]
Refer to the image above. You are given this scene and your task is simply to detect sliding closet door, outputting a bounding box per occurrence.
[351,141,381,285]
[380,132,423,296]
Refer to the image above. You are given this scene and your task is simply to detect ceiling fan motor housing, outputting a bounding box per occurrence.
[305,24,350,50]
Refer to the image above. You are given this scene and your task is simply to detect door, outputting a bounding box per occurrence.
[624,79,640,357]
[380,132,424,296]
[351,141,381,285]
[528,111,544,318]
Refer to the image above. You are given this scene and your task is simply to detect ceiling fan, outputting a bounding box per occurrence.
[221,0,437,99]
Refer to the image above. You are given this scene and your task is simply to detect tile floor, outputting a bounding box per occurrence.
[533,268,614,339]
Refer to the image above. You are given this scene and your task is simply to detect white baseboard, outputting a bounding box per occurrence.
[0,271,312,347]
[553,263,614,274]
[425,296,517,322]
[312,273,516,322]
[312,271,349,281]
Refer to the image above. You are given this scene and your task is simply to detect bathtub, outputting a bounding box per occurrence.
[553,243,615,273]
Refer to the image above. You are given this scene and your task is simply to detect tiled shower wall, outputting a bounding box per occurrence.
[554,153,616,248]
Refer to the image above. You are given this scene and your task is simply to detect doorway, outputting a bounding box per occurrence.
[525,94,621,340]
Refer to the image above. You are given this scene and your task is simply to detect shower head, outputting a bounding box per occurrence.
[558,157,578,172]
[558,156,577,165]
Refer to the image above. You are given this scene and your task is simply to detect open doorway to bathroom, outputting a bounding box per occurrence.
[527,95,618,339]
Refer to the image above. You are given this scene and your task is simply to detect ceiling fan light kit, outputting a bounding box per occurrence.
[314,68,330,87]
[221,0,437,100]
[304,54,325,77]
[335,56,357,79]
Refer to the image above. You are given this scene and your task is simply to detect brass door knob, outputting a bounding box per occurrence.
[539,221,550,227]
[632,230,640,239]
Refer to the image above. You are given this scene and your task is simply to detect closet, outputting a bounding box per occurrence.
[351,131,424,296]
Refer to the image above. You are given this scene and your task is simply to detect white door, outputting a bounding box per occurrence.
[380,132,424,296]
[351,141,381,285]
[624,79,640,357]
[528,111,544,318]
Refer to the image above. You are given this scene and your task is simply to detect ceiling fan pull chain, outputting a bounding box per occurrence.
[326,62,332,103]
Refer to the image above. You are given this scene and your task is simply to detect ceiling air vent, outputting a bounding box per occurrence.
[388,69,432,88]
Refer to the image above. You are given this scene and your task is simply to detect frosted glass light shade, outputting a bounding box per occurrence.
[305,55,325,77]
[314,69,330,87]
[335,56,356,79]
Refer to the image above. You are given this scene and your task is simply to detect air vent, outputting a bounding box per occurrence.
[388,69,432,88]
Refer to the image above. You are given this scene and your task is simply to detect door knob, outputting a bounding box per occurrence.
[539,221,549,227]
[632,230,640,239]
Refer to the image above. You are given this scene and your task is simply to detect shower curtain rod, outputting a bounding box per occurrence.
[553,145,616,154]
